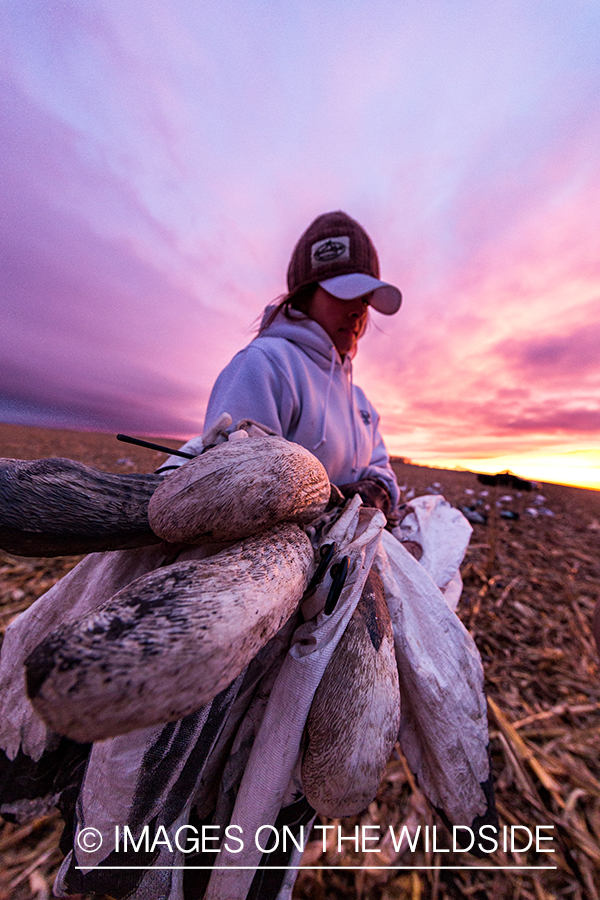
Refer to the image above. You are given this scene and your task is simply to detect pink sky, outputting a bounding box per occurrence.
[1,1,599,484]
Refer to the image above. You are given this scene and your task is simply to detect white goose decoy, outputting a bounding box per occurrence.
[26,523,315,743]
[301,568,401,817]
[0,457,162,556]
[148,435,331,544]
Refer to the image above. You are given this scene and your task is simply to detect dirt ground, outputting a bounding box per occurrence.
[1,423,599,900]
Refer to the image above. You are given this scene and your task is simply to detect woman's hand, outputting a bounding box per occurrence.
[336,478,392,518]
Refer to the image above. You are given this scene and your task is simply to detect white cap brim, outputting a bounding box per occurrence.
[319,272,402,315]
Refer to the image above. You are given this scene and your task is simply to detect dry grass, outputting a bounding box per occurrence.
[1,424,599,900]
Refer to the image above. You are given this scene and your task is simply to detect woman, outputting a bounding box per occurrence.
[170,210,403,521]
[156,214,496,885]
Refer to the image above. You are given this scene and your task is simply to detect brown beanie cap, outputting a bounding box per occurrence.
[287,211,380,293]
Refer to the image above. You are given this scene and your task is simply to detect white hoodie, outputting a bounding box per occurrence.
[201,307,400,511]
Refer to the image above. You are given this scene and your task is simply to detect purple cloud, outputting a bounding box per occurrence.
[494,319,600,379]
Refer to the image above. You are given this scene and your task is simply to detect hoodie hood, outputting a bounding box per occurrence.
[257,305,352,370]
[257,304,354,453]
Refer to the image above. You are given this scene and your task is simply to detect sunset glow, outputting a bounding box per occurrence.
[1,1,599,491]
[414,450,600,493]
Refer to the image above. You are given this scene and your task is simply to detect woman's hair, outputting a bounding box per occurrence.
[257,282,371,343]
[258,283,318,333]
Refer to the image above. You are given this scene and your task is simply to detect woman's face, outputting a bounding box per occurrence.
[306,286,369,357]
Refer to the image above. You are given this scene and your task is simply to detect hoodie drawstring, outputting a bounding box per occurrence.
[348,361,358,474]
[313,347,336,451]
[313,348,358,473]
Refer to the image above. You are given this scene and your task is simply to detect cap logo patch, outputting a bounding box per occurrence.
[311,236,350,267]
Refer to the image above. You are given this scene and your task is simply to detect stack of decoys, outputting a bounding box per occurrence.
[0,422,497,900]
[1,428,402,822]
